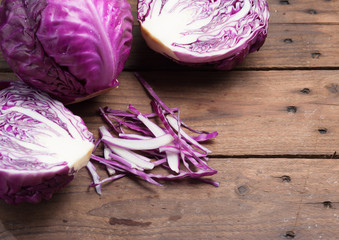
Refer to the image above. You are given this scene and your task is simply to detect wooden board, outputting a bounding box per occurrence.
[1,158,339,240]
[69,70,339,156]
[267,0,339,24]
[0,0,338,239]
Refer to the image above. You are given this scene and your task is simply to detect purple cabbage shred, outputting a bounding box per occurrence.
[88,73,219,193]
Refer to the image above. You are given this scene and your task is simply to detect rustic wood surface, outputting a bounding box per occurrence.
[1,0,339,240]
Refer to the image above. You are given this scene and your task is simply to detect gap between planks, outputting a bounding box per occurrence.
[124,67,339,72]
[209,152,338,160]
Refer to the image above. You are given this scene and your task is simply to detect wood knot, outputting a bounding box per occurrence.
[287,106,297,113]
[281,175,291,182]
[326,83,339,93]
[307,9,317,14]
[323,201,333,209]
[280,0,290,4]
[284,231,295,239]
[300,88,310,94]
[318,128,328,134]
[284,38,293,43]
[236,185,250,196]
[312,52,321,59]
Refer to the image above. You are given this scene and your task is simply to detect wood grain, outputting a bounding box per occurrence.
[267,0,339,24]
[0,0,338,239]
[1,158,339,240]
[68,70,339,156]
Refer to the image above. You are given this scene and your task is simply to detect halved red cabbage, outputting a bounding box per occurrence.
[0,0,133,104]
[138,0,269,69]
[0,82,94,204]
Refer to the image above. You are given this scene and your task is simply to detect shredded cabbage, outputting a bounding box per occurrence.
[88,74,219,194]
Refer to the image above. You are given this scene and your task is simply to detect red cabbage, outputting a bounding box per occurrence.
[138,0,270,69]
[0,82,94,204]
[0,0,133,104]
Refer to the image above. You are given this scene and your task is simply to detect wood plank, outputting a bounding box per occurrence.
[1,70,337,156]
[267,0,339,24]
[1,157,338,240]
[67,70,339,156]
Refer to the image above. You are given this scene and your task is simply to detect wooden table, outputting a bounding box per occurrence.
[1,0,338,239]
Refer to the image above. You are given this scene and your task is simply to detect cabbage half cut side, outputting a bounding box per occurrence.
[0,82,94,204]
[138,0,270,69]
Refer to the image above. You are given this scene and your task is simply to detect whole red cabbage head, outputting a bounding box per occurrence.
[0,0,133,104]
